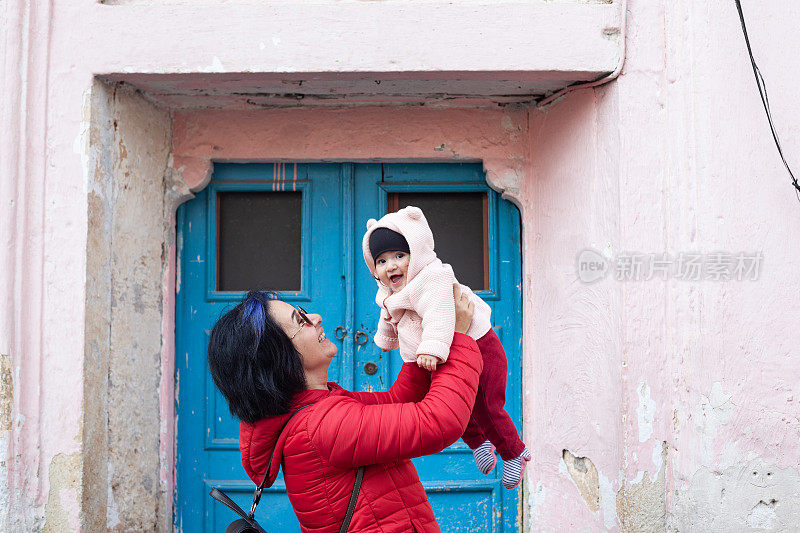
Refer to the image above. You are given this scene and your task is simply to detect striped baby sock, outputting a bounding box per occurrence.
[501,448,531,489]
[472,440,497,475]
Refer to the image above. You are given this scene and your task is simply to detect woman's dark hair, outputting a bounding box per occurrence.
[207,290,306,424]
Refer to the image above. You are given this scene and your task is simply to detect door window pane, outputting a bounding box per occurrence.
[217,191,302,291]
[388,192,488,290]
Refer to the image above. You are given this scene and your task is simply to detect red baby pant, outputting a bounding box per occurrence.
[461,328,525,460]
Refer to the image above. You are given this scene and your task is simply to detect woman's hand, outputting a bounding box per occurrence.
[454,284,474,334]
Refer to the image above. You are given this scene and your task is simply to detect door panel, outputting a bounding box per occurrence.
[352,163,394,392]
[363,164,523,533]
[176,163,347,531]
[176,162,522,532]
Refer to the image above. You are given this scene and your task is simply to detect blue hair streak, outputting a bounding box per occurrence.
[241,293,266,337]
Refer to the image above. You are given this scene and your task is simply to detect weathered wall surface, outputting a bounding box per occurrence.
[663,1,800,528]
[171,106,528,194]
[84,82,173,530]
[106,83,172,532]
[2,1,83,529]
[522,0,800,530]
[83,80,115,533]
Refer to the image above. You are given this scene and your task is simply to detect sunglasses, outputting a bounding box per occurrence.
[288,306,314,340]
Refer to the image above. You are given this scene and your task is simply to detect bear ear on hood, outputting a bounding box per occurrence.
[366,218,377,229]
[404,206,423,220]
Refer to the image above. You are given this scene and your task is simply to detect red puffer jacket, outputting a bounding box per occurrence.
[239,333,482,533]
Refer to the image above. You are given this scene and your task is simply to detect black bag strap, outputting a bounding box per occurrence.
[208,488,265,533]
[209,487,251,522]
[339,465,365,533]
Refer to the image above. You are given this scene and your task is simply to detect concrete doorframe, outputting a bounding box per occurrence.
[84,78,531,530]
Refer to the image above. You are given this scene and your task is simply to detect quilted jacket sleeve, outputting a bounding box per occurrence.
[349,362,430,405]
[309,334,482,468]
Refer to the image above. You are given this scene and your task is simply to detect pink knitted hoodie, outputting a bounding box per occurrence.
[361,206,493,363]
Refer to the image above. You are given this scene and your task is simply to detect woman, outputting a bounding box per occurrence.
[207,287,482,532]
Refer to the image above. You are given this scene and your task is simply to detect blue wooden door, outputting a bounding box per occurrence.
[176,162,522,532]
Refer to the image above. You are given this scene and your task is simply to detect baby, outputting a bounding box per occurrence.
[361,206,530,489]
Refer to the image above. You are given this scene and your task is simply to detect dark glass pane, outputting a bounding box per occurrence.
[217,192,302,291]
[393,193,487,290]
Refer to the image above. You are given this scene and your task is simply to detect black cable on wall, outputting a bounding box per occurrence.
[735,0,800,203]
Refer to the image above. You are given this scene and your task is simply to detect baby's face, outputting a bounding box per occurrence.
[375,250,411,291]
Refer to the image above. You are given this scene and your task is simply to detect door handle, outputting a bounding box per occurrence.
[354,330,369,345]
[364,362,378,375]
[334,326,348,340]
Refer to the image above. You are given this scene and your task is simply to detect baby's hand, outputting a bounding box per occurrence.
[416,354,439,372]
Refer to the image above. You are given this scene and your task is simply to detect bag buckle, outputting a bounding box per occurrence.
[249,487,262,519]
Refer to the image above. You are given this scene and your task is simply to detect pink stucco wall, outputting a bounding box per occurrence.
[3,0,799,530]
[522,1,800,529]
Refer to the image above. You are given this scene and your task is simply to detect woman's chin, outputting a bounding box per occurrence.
[326,343,337,357]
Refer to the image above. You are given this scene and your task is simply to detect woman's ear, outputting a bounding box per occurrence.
[366,218,377,229]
